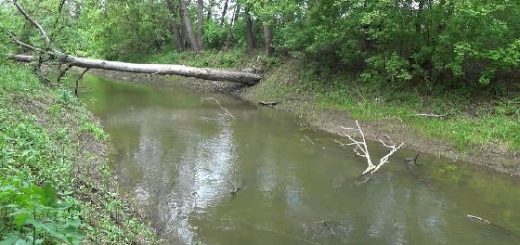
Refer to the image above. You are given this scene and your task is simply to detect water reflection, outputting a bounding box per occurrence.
[120,107,238,244]
[82,76,520,245]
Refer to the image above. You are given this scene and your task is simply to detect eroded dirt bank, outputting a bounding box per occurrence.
[88,69,520,176]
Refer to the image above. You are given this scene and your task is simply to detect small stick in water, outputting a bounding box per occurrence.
[230,187,242,195]
[405,153,420,169]
[466,214,491,225]
[466,214,520,239]
[303,135,315,145]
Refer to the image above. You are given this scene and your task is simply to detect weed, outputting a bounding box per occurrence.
[81,121,109,142]
[0,61,155,244]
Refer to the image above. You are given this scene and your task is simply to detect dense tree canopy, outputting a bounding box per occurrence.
[2,0,519,88]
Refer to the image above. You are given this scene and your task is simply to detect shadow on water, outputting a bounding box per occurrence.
[81,75,520,245]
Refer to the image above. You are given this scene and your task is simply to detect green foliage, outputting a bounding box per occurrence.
[0,63,40,94]
[0,62,156,244]
[75,0,171,58]
[144,49,247,69]
[203,20,228,49]
[240,0,520,88]
[81,121,108,142]
[0,103,82,244]
[2,0,519,89]
[0,181,83,245]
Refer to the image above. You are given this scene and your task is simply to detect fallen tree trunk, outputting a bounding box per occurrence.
[11,54,262,85]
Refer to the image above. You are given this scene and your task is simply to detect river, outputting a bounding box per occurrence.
[81,75,520,245]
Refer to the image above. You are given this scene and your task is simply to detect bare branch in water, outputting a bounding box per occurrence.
[74,68,90,96]
[202,97,236,119]
[340,120,403,176]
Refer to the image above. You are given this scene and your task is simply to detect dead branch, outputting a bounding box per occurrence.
[8,1,261,85]
[57,63,73,82]
[8,33,43,52]
[466,214,520,238]
[340,120,403,176]
[13,0,51,48]
[303,135,315,145]
[259,101,279,107]
[12,54,261,84]
[415,113,450,118]
[75,68,90,96]
[202,97,236,119]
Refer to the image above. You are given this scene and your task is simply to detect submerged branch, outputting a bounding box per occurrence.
[202,97,236,119]
[75,68,90,96]
[340,120,403,177]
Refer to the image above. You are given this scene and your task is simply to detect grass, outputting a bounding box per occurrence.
[0,61,156,244]
[143,49,520,153]
[121,48,282,70]
[314,79,520,151]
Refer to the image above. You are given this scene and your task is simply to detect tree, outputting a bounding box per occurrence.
[196,0,204,50]
[220,0,229,26]
[180,0,200,51]
[262,21,273,55]
[244,7,255,53]
[7,1,261,84]
[165,0,185,51]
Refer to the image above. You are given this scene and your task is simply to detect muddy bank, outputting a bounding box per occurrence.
[89,69,520,177]
[88,69,245,93]
[240,96,520,176]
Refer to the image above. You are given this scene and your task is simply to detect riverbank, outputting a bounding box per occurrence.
[0,62,157,244]
[118,50,520,176]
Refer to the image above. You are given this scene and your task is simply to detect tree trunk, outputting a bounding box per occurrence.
[233,3,241,23]
[165,0,185,51]
[180,0,200,51]
[262,21,273,55]
[196,0,204,50]
[206,0,214,20]
[178,1,187,48]
[12,54,261,84]
[220,0,229,26]
[245,9,255,53]
[224,3,240,49]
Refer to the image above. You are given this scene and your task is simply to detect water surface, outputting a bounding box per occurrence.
[81,75,520,245]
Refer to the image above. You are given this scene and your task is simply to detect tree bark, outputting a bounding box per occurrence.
[245,9,256,53]
[196,0,204,50]
[180,0,200,51]
[263,21,274,55]
[233,3,241,23]
[12,54,261,84]
[165,0,185,51]
[220,0,229,26]
[206,0,214,20]
[224,3,240,49]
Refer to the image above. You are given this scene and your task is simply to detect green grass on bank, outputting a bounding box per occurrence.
[144,50,520,152]
[316,82,520,151]
[0,61,156,244]
[121,49,282,70]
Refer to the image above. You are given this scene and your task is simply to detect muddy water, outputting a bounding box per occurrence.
[81,75,520,245]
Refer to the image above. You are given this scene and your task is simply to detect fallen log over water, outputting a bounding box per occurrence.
[11,54,262,85]
[8,0,261,85]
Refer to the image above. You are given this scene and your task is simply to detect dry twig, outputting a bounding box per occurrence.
[13,0,52,48]
[340,120,403,176]
[74,68,90,96]
[415,113,450,118]
[202,97,236,119]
